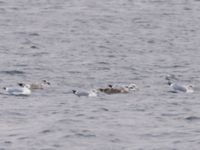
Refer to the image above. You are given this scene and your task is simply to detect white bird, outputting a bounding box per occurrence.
[168,80,194,93]
[18,80,50,90]
[72,89,98,97]
[3,84,31,96]
[123,83,139,91]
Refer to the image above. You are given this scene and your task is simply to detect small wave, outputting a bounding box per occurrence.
[161,113,179,117]
[73,130,96,138]
[91,108,109,113]
[185,116,200,121]
[98,45,110,49]
[97,61,110,65]
[0,70,25,75]
[110,138,121,143]
[30,45,39,49]
[14,64,27,67]
[75,113,85,117]
[8,134,19,137]
[4,141,12,144]
[100,107,109,111]
[32,52,49,57]
[29,33,40,36]
[70,129,96,138]
[107,55,115,58]
[75,133,96,138]
[96,67,110,70]
[41,129,52,134]
[68,71,81,74]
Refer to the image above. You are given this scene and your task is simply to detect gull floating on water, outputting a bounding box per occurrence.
[168,80,194,93]
[72,89,98,97]
[18,80,50,90]
[98,85,127,94]
[98,83,139,94]
[3,84,31,96]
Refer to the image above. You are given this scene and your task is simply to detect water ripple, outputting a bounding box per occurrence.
[0,70,25,75]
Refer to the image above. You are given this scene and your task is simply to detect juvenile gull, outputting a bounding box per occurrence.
[3,84,31,96]
[168,80,194,93]
[98,83,138,94]
[98,85,128,94]
[18,80,50,90]
[72,89,98,97]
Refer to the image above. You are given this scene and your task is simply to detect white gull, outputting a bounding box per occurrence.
[72,89,98,97]
[168,80,194,93]
[3,84,31,96]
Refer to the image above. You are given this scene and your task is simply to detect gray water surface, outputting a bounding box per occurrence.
[1,0,200,149]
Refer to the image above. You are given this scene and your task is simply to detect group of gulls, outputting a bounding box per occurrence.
[1,74,194,97]
[2,80,50,96]
[72,83,139,97]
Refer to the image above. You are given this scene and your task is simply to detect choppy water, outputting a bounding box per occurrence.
[1,0,200,149]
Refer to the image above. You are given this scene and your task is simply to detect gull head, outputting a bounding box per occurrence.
[72,90,77,94]
[168,80,172,86]
[18,83,31,89]
[108,84,113,88]
[125,83,139,91]
[186,85,194,93]
[43,80,51,85]
[89,89,98,97]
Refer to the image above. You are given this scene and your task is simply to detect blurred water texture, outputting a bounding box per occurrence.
[0,0,200,149]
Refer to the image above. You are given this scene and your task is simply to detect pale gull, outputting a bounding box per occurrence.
[168,80,194,93]
[72,89,98,97]
[3,84,31,96]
